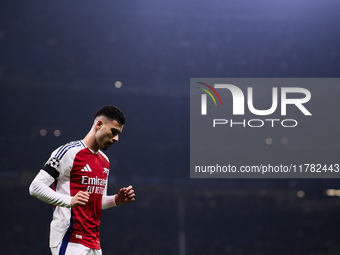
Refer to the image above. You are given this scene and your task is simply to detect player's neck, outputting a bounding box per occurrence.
[83,130,100,153]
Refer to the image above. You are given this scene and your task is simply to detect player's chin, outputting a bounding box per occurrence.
[101,142,113,151]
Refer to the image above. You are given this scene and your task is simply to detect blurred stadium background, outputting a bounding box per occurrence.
[1,0,340,254]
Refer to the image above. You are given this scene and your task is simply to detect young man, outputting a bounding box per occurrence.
[29,105,135,255]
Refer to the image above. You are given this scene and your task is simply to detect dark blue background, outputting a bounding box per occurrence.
[1,1,340,254]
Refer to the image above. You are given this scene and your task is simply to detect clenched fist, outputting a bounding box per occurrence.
[115,185,136,205]
[71,191,90,207]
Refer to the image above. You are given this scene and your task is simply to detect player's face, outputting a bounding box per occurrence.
[95,119,123,150]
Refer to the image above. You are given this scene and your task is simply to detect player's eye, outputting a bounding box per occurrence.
[111,129,119,136]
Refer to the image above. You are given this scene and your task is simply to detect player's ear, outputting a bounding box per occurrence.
[95,119,103,130]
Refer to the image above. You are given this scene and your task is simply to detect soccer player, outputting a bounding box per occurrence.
[29,105,135,255]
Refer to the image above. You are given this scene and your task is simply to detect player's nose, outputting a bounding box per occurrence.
[113,134,119,142]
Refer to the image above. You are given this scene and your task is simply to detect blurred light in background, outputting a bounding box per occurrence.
[282,137,288,145]
[40,129,47,136]
[326,189,340,196]
[54,129,61,137]
[296,190,305,198]
[265,138,272,145]
[115,81,122,88]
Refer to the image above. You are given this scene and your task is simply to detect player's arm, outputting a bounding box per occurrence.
[100,162,135,209]
[29,170,90,208]
[102,185,135,209]
[29,170,72,207]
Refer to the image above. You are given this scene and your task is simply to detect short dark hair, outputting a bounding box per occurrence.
[94,105,125,125]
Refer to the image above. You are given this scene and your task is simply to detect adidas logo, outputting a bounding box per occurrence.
[81,164,92,172]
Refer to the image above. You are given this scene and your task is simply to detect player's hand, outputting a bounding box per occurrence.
[115,185,136,205]
[71,191,90,207]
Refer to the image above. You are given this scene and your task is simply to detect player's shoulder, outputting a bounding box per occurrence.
[98,150,110,162]
[52,140,86,160]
